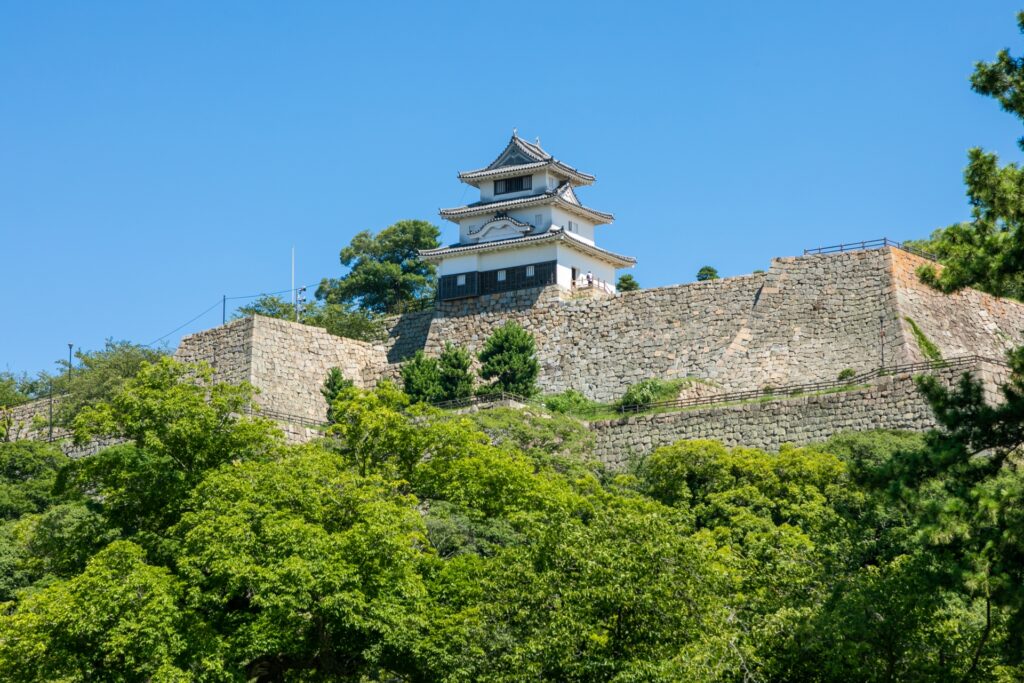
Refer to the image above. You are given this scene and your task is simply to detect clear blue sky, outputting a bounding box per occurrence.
[2,1,1022,375]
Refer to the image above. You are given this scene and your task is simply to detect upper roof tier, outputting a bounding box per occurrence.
[439,180,614,225]
[457,133,596,187]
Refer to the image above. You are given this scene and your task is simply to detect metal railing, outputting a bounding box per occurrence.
[803,237,939,262]
[431,391,528,411]
[615,355,1007,414]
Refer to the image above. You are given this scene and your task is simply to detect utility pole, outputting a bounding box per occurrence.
[222,294,226,325]
[291,246,296,322]
[48,379,53,441]
[67,343,73,383]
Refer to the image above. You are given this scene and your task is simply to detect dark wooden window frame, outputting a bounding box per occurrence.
[494,175,532,195]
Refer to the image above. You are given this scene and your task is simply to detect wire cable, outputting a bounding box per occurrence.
[144,299,223,348]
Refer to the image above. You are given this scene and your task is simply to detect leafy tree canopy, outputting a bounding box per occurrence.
[316,219,440,314]
[911,12,1024,301]
[696,265,719,281]
[236,294,384,342]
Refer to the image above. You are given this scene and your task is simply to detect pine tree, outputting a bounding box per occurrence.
[401,351,443,404]
[321,367,353,423]
[477,322,539,397]
[438,343,473,401]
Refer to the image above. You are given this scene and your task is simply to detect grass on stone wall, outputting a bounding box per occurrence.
[904,316,943,363]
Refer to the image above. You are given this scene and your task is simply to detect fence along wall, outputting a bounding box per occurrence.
[588,360,1011,469]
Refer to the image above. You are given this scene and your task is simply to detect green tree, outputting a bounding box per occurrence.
[316,219,440,314]
[438,343,474,401]
[40,340,166,427]
[321,367,353,423]
[63,357,281,543]
[0,441,68,520]
[696,265,719,281]
[616,273,640,292]
[237,295,384,342]
[0,541,188,682]
[911,12,1024,301]
[477,322,540,397]
[401,351,444,404]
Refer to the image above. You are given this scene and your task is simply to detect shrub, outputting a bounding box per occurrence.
[838,368,856,382]
[477,322,539,397]
[616,274,640,292]
[543,389,602,416]
[904,317,943,363]
[438,343,474,401]
[401,351,443,404]
[617,378,685,409]
[321,368,354,423]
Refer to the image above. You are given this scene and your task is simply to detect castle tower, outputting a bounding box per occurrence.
[420,132,636,300]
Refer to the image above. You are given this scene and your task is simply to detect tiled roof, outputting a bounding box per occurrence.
[419,228,636,268]
[458,134,596,186]
[439,181,613,224]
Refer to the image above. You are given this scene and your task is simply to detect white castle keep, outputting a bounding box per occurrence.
[419,132,636,300]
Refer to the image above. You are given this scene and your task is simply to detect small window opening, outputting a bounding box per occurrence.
[526,265,535,278]
[497,270,507,282]
[456,274,466,286]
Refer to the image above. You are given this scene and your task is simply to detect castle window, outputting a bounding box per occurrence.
[497,269,507,282]
[494,175,532,195]
[456,274,466,286]
[526,265,535,278]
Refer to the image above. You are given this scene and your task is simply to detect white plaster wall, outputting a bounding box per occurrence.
[477,243,558,271]
[477,171,545,203]
[550,206,597,243]
[437,253,479,278]
[554,243,617,289]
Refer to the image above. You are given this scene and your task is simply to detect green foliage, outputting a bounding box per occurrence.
[905,316,943,362]
[438,343,474,401]
[236,294,384,342]
[616,273,640,292]
[837,367,857,381]
[696,265,719,281]
[0,541,187,682]
[321,367,353,423]
[45,340,166,427]
[401,351,444,404]
[617,377,685,408]
[0,371,37,408]
[543,388,603,416]
[477,321,540,397]
[0,441,68,520]
[316,219,441,314]
[5,346,1024,678]
[910,13,1024,301]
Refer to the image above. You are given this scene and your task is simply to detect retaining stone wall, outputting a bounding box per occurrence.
[890,249,1024,361]
[588,361,1010,469]
[416,250,920,401]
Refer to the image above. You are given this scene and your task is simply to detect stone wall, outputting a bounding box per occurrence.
[890,249,1024,361]
[176,315,389,423]
[588,360,1010,469]
[414,249,926,401]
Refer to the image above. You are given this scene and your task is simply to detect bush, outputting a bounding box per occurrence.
[321,368,354,423]
[617,378,685,409]
[696,266,719,281]
[543,389,602,416]
[616,274,640,292]
[838,368,857,382]
[438,344,474,401]
[477,322,539,397]
[401,351,443,404]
